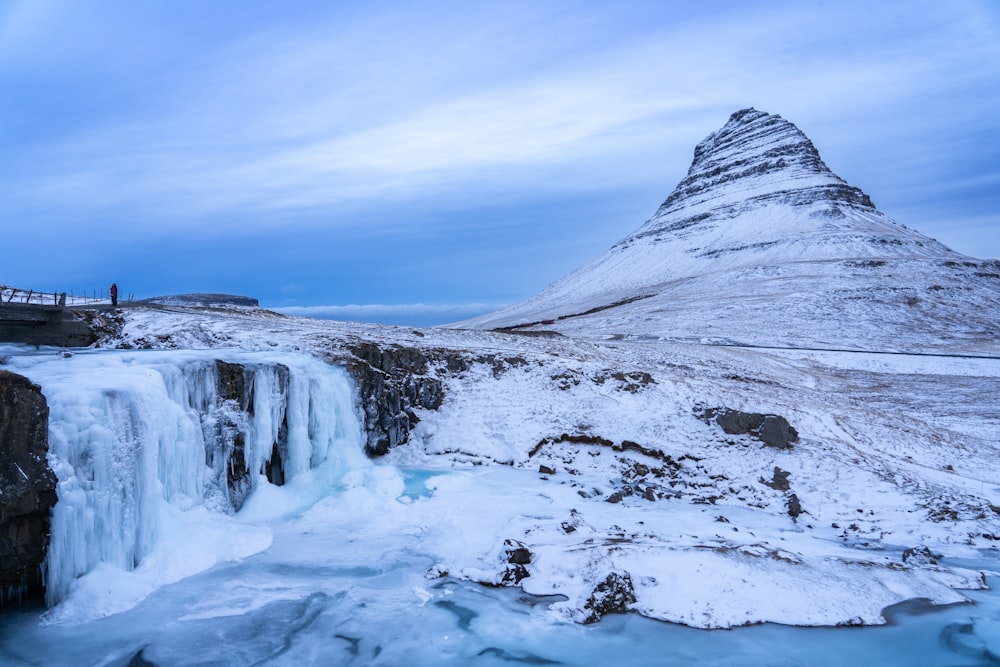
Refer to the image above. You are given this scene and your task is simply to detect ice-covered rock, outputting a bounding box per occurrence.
[583,572,637,624]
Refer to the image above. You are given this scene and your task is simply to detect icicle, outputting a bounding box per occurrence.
[21,350,364,608]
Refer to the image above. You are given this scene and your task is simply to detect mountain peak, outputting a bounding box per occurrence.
[461,109,990,349]
[655,108,873,218]
[690,107,823,175]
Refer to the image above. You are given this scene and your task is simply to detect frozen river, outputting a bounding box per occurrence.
[1,520,998,665]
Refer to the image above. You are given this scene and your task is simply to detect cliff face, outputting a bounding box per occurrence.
[346,343,444,457]
[0,370,57,606]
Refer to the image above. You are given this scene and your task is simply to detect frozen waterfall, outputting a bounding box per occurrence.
[3,348,364,611]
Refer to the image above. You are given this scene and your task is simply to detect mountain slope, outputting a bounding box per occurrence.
[463,109,1000,352]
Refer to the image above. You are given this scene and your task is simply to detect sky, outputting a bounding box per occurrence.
[2,1,999,326]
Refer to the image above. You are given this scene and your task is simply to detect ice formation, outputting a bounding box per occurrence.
[8,349,363,610]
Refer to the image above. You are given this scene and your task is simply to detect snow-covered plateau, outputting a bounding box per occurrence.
[1,109,998,665]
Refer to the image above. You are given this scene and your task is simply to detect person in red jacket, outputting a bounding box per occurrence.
[110,283,118,307]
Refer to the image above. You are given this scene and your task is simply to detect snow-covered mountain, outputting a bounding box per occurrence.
[465,108,1000,353]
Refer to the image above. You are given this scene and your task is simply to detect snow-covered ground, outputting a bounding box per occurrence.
[4,298,994,634]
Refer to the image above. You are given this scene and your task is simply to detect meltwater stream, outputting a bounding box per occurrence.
[0,346,998,666]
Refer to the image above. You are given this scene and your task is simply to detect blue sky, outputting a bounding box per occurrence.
[2,1,998,325]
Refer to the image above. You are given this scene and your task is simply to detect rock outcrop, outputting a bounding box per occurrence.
[583,571,637,624]
[500,539,533,585]
[698,406,799,449]
[0,370,57,606]
[346,343,444,456]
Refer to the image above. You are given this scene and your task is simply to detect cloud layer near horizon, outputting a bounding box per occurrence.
[274,302,503,326]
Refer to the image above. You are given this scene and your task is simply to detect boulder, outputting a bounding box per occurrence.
[583,572,637,624]
[499,539,533,585]
[698,406,799,449]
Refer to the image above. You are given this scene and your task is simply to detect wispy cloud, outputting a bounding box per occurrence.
[7,0,996,238]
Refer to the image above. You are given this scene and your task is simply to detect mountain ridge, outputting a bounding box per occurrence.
[463,109,998,353]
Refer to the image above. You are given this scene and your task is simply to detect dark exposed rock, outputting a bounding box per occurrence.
[538,464,556,475]
[499,539,533,585]
[215,360,248,404]
[481,354,529,379]
[708,407,757,434]
[505,539,533,565]
[697,406,798,449]
[583,572,637,624]
[531,433,615,456]
[593,370,656,393]
[757,416,798,449]
[531,433,680,461]
[494,295,654,332]
[345,343,444,457]
[500,565,530,585]
[902,546,940,566]
[787,494,802,520]
[762,467,791,491]
[0,370,57,606]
